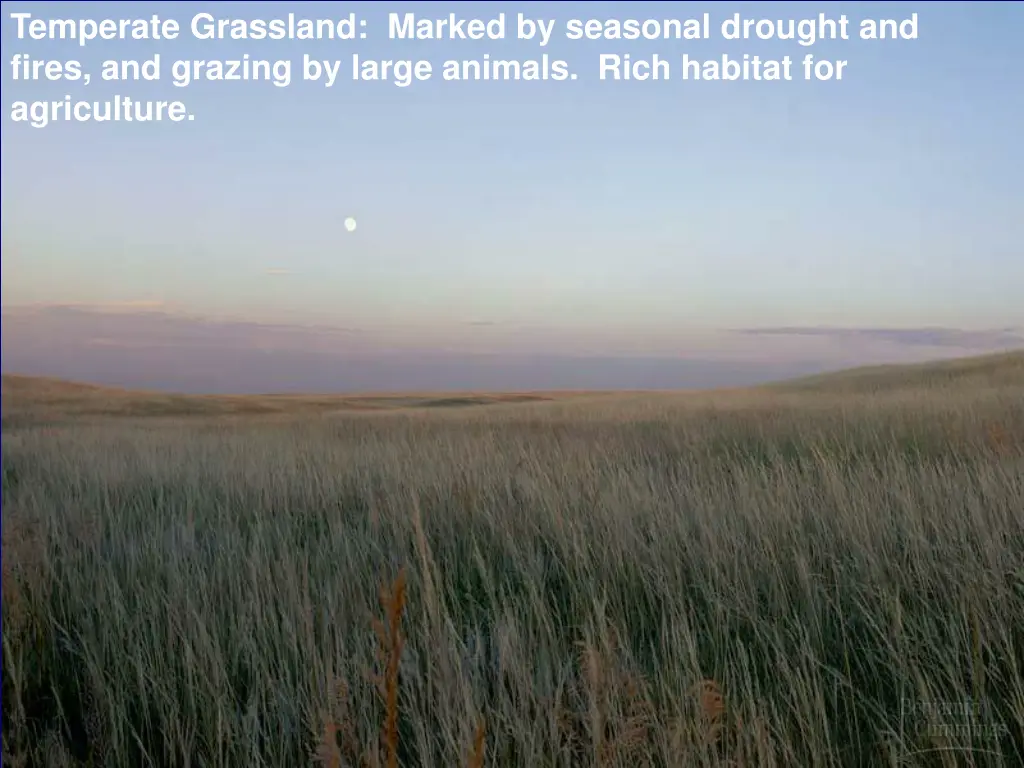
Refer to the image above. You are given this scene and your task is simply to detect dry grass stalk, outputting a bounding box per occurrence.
[608,672,654,763]
[314,676,361,768]
[371,568,407,768]
[578,637,655,767]
[314,719,343,768]
[466,716,486,768]
[986,422,1013,455]
[580,642,608,763]
[698,679,726,748]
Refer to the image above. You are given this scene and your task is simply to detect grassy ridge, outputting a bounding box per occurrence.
[0,373,581,428]
[3,352,1023,766]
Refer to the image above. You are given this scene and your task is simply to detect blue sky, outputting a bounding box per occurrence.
[2,1,1022,391]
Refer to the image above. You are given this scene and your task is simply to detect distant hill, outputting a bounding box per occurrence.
[770,350,1024,393]
[0,373,565,425]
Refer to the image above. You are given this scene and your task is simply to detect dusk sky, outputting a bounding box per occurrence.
[2,1,1022,392]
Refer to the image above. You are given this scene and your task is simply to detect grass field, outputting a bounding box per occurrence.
[3,351,1023,767]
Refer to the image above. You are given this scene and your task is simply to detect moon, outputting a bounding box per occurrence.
[344,217,357,233]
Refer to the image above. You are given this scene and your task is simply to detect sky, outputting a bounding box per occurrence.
[2,1,1022,392]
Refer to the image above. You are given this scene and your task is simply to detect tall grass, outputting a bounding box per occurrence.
[3,381,1023,766]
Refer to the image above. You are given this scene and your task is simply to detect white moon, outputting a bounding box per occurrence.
[344,217,357,232]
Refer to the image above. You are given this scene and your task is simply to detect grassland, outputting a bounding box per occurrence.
[3,351,1023,767]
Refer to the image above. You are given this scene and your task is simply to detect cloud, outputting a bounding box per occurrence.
[85,337,141,348]
[733,326,1024,350]
[2,305,365,353]
[264,268,291,276]
[6,300,166,312]
[100,300,165,309]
